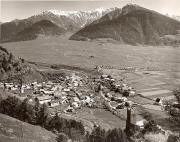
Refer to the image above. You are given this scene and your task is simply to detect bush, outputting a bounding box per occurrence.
[144,133,168,142]
[87,126,128,142]
[142,120,161,134]
[56,133,69,142]
[0,46,9,54]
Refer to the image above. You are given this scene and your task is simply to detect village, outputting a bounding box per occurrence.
[0,73,135,109]
[0,70,170,129]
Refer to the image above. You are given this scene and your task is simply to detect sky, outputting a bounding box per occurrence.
[1,0,180,22]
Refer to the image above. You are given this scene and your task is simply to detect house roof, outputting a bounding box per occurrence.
[37,96,52,101]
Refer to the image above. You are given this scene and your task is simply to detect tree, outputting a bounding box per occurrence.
[56,133,69,142]
[174,90,180,104]
[8,53,13,63]
[142,120,161,134]
[0,96,21,118]
[47,112,63,132]
[34,99,40,124]
[88,127,106,142]
[165,90,180,124]
[18,98,36,124]
[106,128,127,142]
[36,103,48,127]
[2,56,9,72]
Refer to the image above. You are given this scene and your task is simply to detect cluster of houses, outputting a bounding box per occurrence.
[97,74,137,110]
[0,73,96,114]
[100,74,136,97]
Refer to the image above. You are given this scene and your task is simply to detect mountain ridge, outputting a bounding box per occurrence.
[70,4,180,46]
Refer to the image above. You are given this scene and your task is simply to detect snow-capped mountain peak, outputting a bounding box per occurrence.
[48,10,79,16]
[43,7,118,27]
[47,7,115,16]
[94,7,106,13]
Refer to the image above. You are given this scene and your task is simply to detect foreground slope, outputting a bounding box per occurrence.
[70,4,180,45]
[0,46,42,82]
[0,113,57,142]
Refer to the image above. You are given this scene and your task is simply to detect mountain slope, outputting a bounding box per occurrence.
[70,5,180,45]
[9,20,65,42]
[0,13,78,42]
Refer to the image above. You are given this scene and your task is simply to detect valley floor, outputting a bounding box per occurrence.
[1,34,180,132]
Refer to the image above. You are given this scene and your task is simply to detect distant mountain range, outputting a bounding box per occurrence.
[0,8,116,42]
[1,5,180,45]
[70,4,180,46]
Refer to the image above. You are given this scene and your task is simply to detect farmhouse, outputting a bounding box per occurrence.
[135,119,147,129]
[64,106,74,113]
[154,98,163,105]
[72,102,80,108]
[48,100,60,107]
[36,96,52,104]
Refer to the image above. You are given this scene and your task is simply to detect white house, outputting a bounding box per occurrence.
[49,100,60,107]
[136,120,147,129]
[36,96,52,104]
[64,106,74,113]
[72,102,80,108]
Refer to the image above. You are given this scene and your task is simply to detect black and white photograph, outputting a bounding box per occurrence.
[0,0,180,141]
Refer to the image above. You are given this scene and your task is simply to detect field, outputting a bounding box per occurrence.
[58,108,126,132]
[1,34,180,131]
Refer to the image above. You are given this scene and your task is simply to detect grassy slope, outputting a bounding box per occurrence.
[0,113,57,142]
